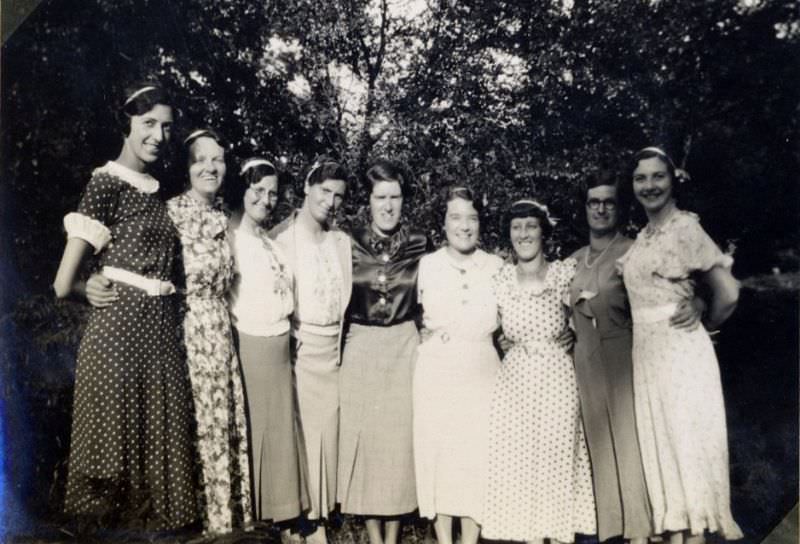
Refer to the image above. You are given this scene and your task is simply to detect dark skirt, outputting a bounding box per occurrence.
[236,329,308,522]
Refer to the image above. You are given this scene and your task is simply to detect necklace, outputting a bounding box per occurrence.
[584,232,619,269]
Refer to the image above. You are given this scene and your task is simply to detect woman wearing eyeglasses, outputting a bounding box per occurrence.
[569,172,705,543]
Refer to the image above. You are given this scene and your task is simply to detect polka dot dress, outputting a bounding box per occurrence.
[64,164,197,531]
[482,259,596,543]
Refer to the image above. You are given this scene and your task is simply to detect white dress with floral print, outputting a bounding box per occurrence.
[618,210,742,539]
[167,193,252,535]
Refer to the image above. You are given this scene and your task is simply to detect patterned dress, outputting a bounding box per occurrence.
[483,259,596,543]
[617,210,742,539]
[167,193,251,535]
[63,161,196,530]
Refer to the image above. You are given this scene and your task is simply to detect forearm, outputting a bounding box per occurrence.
[53,238,91,299]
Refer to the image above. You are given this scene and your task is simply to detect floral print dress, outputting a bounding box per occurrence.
[167,193,252,534]
[617,210,742,539]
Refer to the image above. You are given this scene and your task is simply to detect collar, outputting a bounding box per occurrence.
[366,225,408,257]
[443,246,489,271]
[642,207,685,239]
[95,161,159,194]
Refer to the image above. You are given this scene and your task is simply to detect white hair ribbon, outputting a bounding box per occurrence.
[183,129,211,145]
[123,86,157,105]
[240,158,275,175]
[511,198,559,227]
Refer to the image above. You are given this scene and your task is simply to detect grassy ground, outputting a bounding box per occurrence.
[2,273,798,543]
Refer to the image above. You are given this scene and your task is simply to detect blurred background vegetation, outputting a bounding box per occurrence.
[1,0,798,542]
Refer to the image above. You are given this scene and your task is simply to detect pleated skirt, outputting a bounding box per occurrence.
[236,330,308,522]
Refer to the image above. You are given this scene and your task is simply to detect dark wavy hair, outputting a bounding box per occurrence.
[227,156,279,207]
[304,158,350,187]
[115,82,173,137]
[575,169,631,231]
[364,158,411,199]
[502,199,554,246]
[438,185,484,227]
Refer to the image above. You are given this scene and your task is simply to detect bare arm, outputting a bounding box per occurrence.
[53,238,92,299]
[53,238,118,306]
[702,265,740,330]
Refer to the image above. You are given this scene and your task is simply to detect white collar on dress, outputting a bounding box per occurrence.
[442,246,488,271]
[94,161,159,194]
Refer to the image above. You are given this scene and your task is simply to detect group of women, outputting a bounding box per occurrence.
[53,81,744,544]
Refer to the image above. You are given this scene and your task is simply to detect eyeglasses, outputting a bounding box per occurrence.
[249,186,278,202]
[586,198,617,211]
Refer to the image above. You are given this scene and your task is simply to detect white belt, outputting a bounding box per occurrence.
[632,303,678,324]
[103,266,176,296]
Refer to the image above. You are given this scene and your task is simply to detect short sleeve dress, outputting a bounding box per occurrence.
[166,193,251,535]
[482,259,596,543]
[413,247,503,523]
[63,161,196,530]
[569,237,652,541]
[617,210,742,539]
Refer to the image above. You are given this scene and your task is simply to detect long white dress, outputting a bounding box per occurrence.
[413,247,503,523]
[482,259,596,542]
[618,210,742,539]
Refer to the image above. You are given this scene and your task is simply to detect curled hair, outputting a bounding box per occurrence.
[438,186,484,227]
[364,158,410,198]
[179,127,227,191]
[305,158,350,187]
[116,81,173,136]
[575,169,630,230]
[227,156,279,207]
[502,199,554,246]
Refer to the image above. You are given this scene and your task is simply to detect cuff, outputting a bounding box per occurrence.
[64,212,111,254]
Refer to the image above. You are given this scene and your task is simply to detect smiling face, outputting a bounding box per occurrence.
[586,184,619,236]
[304,178,347,227]
[243,175,279,226]
[370,180,403,235]
[188,136,226,202]
[510,215,543,262]
[124,104,173,168]
[444,197,480,254]
[632,156,674,216]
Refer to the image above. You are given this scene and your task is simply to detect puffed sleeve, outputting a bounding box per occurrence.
[657,213,733,280]
[63,173,117,254]
[676,214,733,272]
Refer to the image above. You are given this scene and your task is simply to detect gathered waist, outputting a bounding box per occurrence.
[103,266,175,296]
[631,302,678,324]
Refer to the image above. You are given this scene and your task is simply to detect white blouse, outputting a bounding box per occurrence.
[228,223,294,337]
[418,247,504,342]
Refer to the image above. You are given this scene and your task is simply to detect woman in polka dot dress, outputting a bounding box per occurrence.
[482,199,596,544]
[166,129,251,535]
[53,83,197,531]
